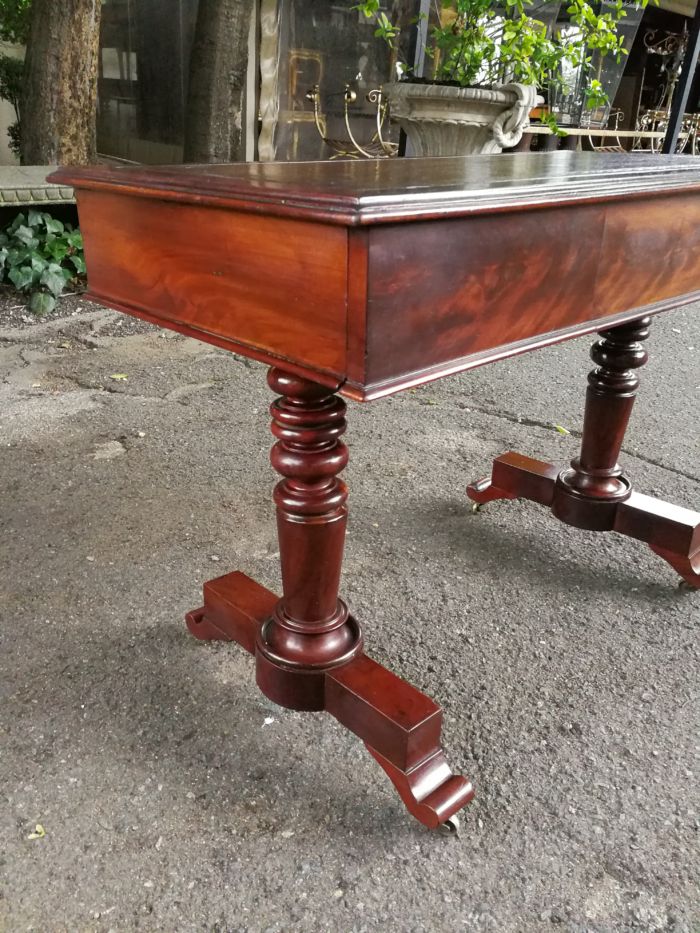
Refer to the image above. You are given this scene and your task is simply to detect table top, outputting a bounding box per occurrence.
[52,152,700,225]
[51,153,700,400]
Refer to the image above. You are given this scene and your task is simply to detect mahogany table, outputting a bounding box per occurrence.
[50,153,700,832]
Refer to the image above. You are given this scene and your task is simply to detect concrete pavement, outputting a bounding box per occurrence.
[1,299,698,932]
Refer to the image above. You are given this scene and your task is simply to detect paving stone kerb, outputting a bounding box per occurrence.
[0,165,74,205]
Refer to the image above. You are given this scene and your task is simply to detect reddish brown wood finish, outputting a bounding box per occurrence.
[353,192,700,396]
[188,573,474,828]
[185,368,474,828]
[187,369,474,828]
[467,319,700,587]
[49,154,699,830]
[77,189,350,382]
[553,317,650,528]
[256,368,362,710]
[50,154,700,401]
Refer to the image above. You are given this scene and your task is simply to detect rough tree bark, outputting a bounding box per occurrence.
[21,0,102,164]
[184,0,253,163]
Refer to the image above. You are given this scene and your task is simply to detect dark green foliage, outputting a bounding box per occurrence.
[0,0,32,154]
[0,53,24,156]
[355,0,652,114]
[0,0,33,44]
[0,209,86,314]
[0,53,22,107]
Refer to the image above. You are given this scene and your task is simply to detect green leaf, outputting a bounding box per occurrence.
[29,253,46,282]
[29,291,56,316]
[8,264,33,290]
[44,216,65,235]
[14,225,39,247]
[66,230,83,249]
[9,212,26,233]
[7,245,30,265]
[27,208,44,228]
[40,263,67,297]
[70,254,86,275]
[46,239,69,262]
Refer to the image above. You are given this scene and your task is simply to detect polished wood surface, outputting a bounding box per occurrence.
[468,318,700,587]
[187,572,474,829]
[183,366,474,827]
[49,151,700,222]
[50,154,699,830]
[76,189,349,382]
[51,153,700,400]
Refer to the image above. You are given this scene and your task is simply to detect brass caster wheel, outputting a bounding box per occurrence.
[437,815,460,836]
[471,502,484,514]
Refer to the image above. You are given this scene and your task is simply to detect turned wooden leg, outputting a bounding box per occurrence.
[255,368,363,710]
[467,317,700,588]
[552,316,650,528]
[187,367,474,829]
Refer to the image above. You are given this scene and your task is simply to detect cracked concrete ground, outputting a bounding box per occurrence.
[0,298,698,933]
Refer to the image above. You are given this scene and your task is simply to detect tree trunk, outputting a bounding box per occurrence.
[184,0,253,163]
[21,0,102,165]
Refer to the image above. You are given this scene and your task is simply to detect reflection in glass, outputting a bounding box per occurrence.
[262,1,429,161]
[98,0,198,163]
[550,1,644,127]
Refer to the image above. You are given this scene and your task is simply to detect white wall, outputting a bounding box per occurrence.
[0,42,24,166]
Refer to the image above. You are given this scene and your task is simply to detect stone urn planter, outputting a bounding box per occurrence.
[382,82,543,156]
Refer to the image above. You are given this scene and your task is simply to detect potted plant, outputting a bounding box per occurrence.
[355,0,647,155]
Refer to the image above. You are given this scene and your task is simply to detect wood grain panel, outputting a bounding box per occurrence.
[594,195,700,314]
[77,190,349,376]
[361,204,606,389]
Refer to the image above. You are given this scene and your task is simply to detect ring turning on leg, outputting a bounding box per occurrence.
[255,368,362,710]
[467,317,700,588]
[187,367,475,829]
[552,316,649,530]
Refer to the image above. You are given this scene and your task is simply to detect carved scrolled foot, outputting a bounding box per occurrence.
[366,746,475,831]
[649,545,700,589]
[325,653,473,829]
[185,571,276,652]
[185,606,231,641]
[187,571,475,829]
[466,475,514,506]
[614,492,700,589]
[467,452,558,507]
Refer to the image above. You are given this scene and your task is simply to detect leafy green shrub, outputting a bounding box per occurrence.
[355,0,649,117]
[0,0,32,156]
[0,209,86,314]
[0,54,23,157]
[0,0,32,44]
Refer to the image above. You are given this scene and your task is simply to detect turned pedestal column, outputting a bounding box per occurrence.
[552,317,650,529]
[186,367,474,830]
[467,317,700,587]
[256,368,363,710]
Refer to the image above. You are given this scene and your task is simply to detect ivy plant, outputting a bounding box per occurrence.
[355,0,650,118]
[0,209,86,315]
